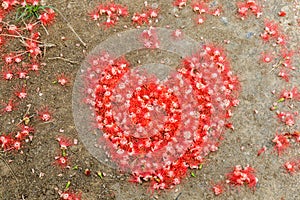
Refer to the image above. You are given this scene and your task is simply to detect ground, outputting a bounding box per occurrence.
[0,0,300,199]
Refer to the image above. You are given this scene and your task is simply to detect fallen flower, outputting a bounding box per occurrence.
[257,146,267,157]
[284,160,299,174]
[55,156,69,169]
[226,165,258,189]
[57,73,69,86]
[212,183,224,196]
[276,111,296,126]
[60,190,81,200]
[279,87,300,101]
[37,106,52,122]
[57,136,73,149]
[272,133,290,155]
[38,8,56,26]
[173,0,188,9]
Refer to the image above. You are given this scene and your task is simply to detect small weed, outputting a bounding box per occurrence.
[15,3,51,21]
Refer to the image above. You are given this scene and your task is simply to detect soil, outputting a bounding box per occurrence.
[0,0,299,200]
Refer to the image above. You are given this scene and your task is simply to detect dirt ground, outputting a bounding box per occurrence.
[1,0,300,199]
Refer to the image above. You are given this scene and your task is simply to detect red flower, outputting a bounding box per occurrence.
[15,125,34,141]
[173,0,187,9]
[279,87,300,101]
[55,156,68,168]
[278,70,290,82]
[278,11,286,17]
[272,134,290,155]
[212,183,224,196]
[21,0,39,6]
[89,3,128,28]
[0,98,17,114]
[3,53,15,65]
[12,140,22,150]
[236,0,262,19]
[0,134,14,151]
[15,67,29,79]
[1,0,19,10]
[226,165,258,189]
[57,73,69,86]
[60,190,81,200]
[236,2,249,19]
[38,8,56,26]
[131,7,159,26]
[257,146,267,157]
[14,85,27,99]
[276,111,296,126]
[140,28,159,49]
[261,52,273,63]
[57,136,73,149]
[28,61,42,72]
[194,15,206,25]
[1,66,14,80]
[290,131,300,143]
[26,37,41,58]
[37,106,52,122]
[192,1,209,14]
[172,29,183,40]
[284,160,298,174]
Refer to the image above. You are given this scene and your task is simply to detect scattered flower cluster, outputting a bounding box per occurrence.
[261,19,286,45]
[211,164,258,196]
[60,190,81,200]
[0,0,58,152]
[236,0,262,20]
[38,8,56,26]
[140,27,159,49]
[254,6,300,180]
[284,159,300,174]
[272,131,300,155]
[276,111,297,126]
[259,19,295,82]
[55,136,74,169]
[191,0,222,25]
[173,0,188,9]
[82,34,240,190]
[268,87,300,162]
[132,7,159,26]
[89,2,160,27]
[37,106,52,122]
[272,133,290,155]
[57,73,69,86]
[173,0,222,25]
[212,183,224,196]
[279,87,300,101]
[89,2,128,27]
[226,165,258,189]
[0,125,34,151]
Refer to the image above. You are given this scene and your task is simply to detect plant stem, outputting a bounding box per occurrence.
[54,8,87,47]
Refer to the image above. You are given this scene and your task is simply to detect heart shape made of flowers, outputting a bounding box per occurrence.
[73,28,240,189]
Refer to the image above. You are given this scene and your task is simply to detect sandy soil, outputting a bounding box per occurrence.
[1,0,299,199]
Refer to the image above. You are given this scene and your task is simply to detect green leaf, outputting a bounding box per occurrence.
[199,164,203,170]
[72,165,78,170]
[65,181,71,190]
[191,172,196,177]
[97,171,103,179]
[277,97,285,103]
